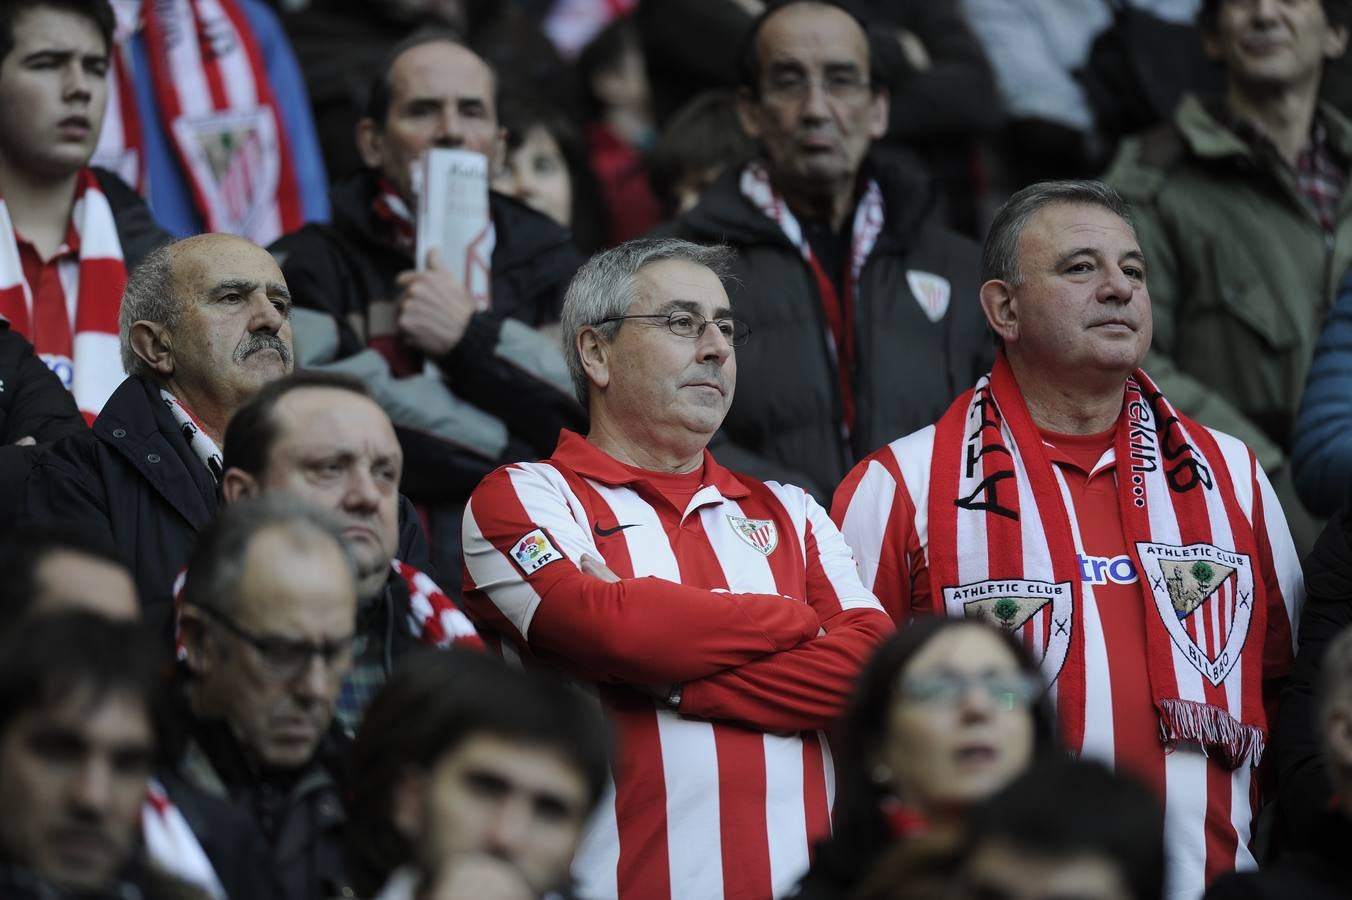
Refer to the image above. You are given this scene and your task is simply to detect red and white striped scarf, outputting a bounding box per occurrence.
[739,161,884,437]
[171,557,481,654]
[929,353,1268,769]
[97,0,303,244]
[0,169,126,421]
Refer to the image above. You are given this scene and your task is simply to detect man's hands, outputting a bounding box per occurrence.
[396,248,476,358]
[426,853,537,900]
[581,554,620,583]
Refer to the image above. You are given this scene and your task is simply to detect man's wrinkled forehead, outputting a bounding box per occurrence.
[389,39,497,109]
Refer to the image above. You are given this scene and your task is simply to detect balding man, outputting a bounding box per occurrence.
[271,31,585,576]
[26,232,293,617]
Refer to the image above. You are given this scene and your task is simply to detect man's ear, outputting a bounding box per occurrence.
[1326,23,1349,61]
[391,766,429,838]
[735,86,763,142]
[220,467,260,503]
[129,321,175,377]
[489,124,508,176]
[178,605,212,677]
[867,84,890,141]
[356,117,385,170]
[577,327,611,394]
[979,279,1018,344]
[1327,703,1352,770]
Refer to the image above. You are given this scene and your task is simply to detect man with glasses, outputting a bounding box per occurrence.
[463,238,893,900]
[170,495,361,900]
[658,0,991,503]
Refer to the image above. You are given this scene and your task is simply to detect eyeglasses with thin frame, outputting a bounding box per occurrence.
[196,604,356,682]
[596,310,752,347]
[896,670,1043,712]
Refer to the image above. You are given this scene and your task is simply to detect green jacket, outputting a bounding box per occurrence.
[1106,94,1352,550]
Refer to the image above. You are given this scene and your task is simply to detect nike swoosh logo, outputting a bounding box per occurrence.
[594,522,640,537]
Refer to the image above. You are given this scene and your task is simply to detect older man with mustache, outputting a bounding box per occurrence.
[25,232,294,626]
[462,238,892,900]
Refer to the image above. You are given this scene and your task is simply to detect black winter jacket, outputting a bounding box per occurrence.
[23,375,218,623]
[0,324,88,514]
[661,162,992,499]
[23,375,435,625]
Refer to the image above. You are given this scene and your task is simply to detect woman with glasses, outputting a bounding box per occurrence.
[792,618,1059,900]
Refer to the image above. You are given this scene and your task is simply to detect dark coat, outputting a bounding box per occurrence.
[23,375,218,625]
[23,375,435,626]
[0,323,88,515]
[660,162,991,499]
[1275,504,1352,850]
[167,715,352,900]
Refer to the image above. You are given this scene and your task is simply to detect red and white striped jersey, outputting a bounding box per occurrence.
[832,425,1303,900]
[462,431,892,900]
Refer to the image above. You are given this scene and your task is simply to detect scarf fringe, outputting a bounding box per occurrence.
[1158,698,1265,770]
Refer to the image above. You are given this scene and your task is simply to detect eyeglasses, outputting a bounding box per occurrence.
[761,71,872,106]
[596,311,752,347]
[897,671,1043,712]
[197,604,355,682]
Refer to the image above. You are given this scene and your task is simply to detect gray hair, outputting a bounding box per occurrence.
[180,494,356,618]
[560,238,736,404]
[119,240,179,380]
[982,180,1135,286]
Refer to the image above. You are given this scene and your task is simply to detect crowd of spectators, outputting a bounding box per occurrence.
[6,0,1352,898]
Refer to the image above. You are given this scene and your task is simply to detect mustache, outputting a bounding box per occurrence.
[234,333,292,366]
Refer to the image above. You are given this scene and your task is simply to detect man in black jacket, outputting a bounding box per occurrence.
[173,495,360,900]
[271,32,585,576]
[24,232,293,621]
[660,0,991,500]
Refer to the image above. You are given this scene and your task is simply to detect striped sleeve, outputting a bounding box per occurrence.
[678,497,894,733]
[831,446,925,622]
[462,463,822,685]
[1252,455,1303,678]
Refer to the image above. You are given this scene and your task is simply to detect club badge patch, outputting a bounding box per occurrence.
[727,516,778,556]
[906,270,952,324]
[511,529,563,575]
[1136,542,1254,686]
[944,579,1074,683]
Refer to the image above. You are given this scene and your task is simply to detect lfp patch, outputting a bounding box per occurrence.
[511,529,562,575]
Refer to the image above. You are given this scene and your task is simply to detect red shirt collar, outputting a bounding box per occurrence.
[548,430,752,500]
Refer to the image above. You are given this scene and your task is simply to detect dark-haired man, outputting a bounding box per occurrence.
[956,760,1166,900]
[25,232,293,616]
[0,612,178,898]
[352,650,609,900]
[221,369,480,731]
[0,524,136,630]
[660,0,991,501]
[1106,0,1352,554]
[0,0,169,421]
[271,33,585,577]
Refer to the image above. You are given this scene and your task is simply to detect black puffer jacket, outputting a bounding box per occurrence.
[661,162,992,499]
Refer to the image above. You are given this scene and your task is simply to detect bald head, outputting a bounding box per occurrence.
[358,35,504,199]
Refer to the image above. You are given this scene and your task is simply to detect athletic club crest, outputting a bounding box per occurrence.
[1136,542,1254,687]
[726,515,778,556]
[944,579,1074,684]
[171,108,280,241]
[905,270,951,323]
